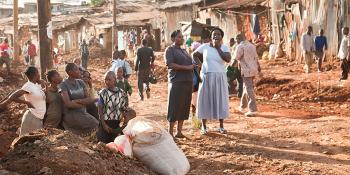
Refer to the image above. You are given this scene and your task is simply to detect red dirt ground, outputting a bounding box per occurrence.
[1,53,350,174]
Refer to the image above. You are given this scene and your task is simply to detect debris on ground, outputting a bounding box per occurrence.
[0,129,155,175]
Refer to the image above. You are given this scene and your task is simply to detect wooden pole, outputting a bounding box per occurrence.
[13,0,19,61]
[37,0,53,78]
[112,0,117,59]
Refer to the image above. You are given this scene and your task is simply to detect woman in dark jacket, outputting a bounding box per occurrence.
[164,30,196,138]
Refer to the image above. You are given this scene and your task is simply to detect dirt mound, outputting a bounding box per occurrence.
[58,44,111,64]
[89,44,111,60]
[0,129,155,175]
[256,76,350,102]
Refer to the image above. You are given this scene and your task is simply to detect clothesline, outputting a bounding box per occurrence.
[216,8,268,16]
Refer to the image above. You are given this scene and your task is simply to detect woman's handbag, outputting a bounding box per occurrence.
[148,71,157,84]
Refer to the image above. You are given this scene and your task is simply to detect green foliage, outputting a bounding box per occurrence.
[90,0,105,7]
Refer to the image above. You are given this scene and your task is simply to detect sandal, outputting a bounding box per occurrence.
[200,127,208,135]
[218,128,227,134]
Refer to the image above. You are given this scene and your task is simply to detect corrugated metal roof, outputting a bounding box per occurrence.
[158,0,202,10]
[205,0,268,9]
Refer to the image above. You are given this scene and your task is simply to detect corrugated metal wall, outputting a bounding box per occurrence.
[271,0,344,60]
[197,10,239,45]
[163,6,194,45]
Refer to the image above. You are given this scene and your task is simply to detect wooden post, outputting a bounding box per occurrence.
[37,0,53,78]
[13,0,19,61]
[112,0,117,59]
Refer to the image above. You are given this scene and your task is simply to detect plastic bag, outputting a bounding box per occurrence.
[114,135,133,158]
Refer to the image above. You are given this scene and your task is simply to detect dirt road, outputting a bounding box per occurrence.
[1,54,350,174]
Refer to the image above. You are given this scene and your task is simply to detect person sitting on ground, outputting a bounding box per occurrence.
[59,63,98,136]
[110,50,132,79]
[0,66,46,135]
[81,70,99,120]
[44,69,64,129]
[97,71,129,143]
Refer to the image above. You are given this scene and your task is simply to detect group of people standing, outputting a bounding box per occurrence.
[301,25,350,80]
[300,26,328,73]
[164,28,261,137]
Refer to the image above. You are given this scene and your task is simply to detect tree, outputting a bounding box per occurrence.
[90,0,105,7]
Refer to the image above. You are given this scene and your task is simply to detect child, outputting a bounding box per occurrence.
[110,50,132,79]
[97,71,129,143]
[116,67,132,95]
[73,58,85,71]
[45,69,63,128]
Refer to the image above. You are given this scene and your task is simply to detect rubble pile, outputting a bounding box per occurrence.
[0,129,155,175]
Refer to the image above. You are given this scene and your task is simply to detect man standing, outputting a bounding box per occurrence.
[27,40,37,66]
[80,39,89,69]
[135,39,155,101]
[0,38,11,74]
[314,29,328,72]
[229,38,243,98]
[301,26,315,73]
[235,34,261,117]
[338,27,350,80]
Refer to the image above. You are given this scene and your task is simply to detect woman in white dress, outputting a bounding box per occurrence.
[192,28,231,134]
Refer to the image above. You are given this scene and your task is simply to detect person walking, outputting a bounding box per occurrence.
[235,33,261,117]
[338,27,350,80]
[135,39,155,100]
[301,26,315,73]
[22,42,29,66]
[80,39,90,69]
[228,37,243,98]
[164,30,195,138]
[27,40,37,66]
[192,28,231,135]
[0,38,11,74]
[314,29,328,72]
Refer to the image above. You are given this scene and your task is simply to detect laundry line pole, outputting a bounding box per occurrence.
[13,0,19,62]
[37,0,53,78]
[112,0,118,59]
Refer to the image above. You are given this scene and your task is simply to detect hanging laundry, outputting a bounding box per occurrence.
[252,14,261,37]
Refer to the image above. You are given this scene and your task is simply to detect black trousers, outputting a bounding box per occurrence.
[341,59,350,79]
[230,69,243,98]
[138,69,150,99]
[96,120,121,143]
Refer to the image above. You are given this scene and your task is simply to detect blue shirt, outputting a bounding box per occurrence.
[315,36,327,52]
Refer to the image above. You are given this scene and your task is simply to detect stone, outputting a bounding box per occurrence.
[39,167,52,175]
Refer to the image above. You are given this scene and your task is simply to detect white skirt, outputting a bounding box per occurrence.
[196,72,230,120]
